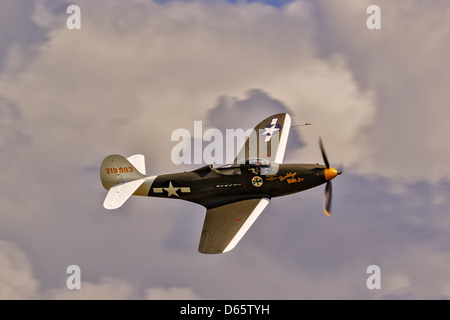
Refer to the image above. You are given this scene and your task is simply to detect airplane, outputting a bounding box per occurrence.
[100,113,342,254]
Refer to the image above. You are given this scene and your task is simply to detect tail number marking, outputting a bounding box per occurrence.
[105,167,133,174]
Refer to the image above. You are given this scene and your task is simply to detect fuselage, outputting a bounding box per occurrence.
[134,163,328,209]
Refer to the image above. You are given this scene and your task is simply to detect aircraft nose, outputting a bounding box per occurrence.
[324,167,341,180]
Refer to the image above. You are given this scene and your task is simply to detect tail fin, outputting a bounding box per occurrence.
[100,154,150,210]
[126,154,146,175]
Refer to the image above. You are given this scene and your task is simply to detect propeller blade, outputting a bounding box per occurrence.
[324,181,332,216]
[319,137,330,169]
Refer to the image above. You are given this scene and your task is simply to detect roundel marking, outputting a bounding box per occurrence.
[252,176,263,187]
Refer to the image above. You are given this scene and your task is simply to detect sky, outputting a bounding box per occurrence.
[0,0,449,299]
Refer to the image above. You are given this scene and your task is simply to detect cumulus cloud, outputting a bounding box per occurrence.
[145,287,202,300]
[0,96,28,156]
[0,0,449,300]
[48,276,139,300]
[311,0,450,181]
[0,0,379,172]
[0,0,48,74]
[0,241,39,299]
[48,277,201,299]
[0,239,202,299]
[205,89,305,164]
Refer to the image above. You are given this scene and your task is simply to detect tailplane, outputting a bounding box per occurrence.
[100,154,154,210]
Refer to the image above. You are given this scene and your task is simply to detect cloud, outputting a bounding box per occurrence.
[311,0,450,181]
[47,276,139,299]
[0,1,49,75]
[0,96,28,156]
[145,287,202,300]
[0,241,39,299]
[48,277,201,299]
[206,89,306,164]
[0,239,202,299]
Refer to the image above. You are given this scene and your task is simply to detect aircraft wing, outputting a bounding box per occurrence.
[234,113,291,164]
[198,198,270,254]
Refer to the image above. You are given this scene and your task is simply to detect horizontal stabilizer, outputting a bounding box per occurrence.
[103,178,147,210]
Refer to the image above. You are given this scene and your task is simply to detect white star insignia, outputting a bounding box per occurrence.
[261,118,280,142]
[163,181,180,197]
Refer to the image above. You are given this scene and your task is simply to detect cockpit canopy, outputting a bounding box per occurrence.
[214,158,279,176]
[213,162,241,175]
